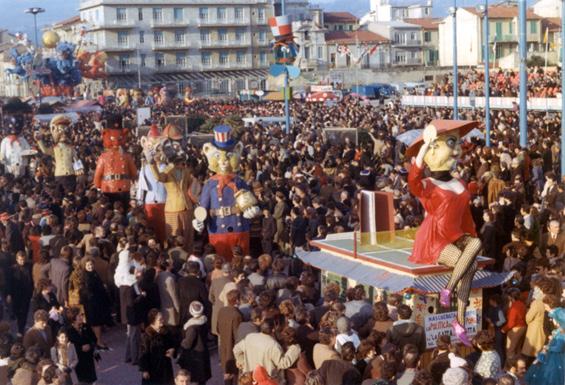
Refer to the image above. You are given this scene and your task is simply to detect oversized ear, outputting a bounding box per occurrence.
[203,143,214,156]
[233,142,243,156]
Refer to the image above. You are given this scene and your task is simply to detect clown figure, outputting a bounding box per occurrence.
[193,125,260,259]
[35,114,83,194]
[93,114,137,207]
[406,120,482,346]
[0,98,31,178]
[137,125,167,244]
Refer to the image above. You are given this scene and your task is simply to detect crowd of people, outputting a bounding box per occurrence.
[0,88,562,385]
[418,68,561,98]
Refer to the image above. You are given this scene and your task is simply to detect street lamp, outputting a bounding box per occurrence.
[518,0,527,148]
[449,5,458,119]
[477,3,491,147]
[24,7,45,48]
[561,0,565,178]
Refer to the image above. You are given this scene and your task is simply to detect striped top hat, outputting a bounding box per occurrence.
[268,16,292,38]
[212,125,236,150]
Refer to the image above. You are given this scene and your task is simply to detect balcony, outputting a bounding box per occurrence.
[89,20,136,30]
[150,18,189,28]
[489,34,517,43]
[200,61,252,70]
[194,17,251,26]
[396,58,422,65]
[152,41,191,50]
[393,39,421,47]
[103,43,137,51]
[199,39,250,48]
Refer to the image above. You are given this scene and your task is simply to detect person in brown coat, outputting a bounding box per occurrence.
[312,327,339,370]
[23,310,54,358]
[217,289,242,385]
[209,263,233,336]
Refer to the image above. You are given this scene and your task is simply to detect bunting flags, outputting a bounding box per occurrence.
[336,43,381,63]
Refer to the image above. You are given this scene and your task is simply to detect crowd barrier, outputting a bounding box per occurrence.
[401,95,563,111]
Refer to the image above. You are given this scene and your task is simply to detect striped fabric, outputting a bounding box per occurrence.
[296,249,514,293]
[268,16,292,37]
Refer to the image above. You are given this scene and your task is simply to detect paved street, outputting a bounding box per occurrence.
[74,325,223,385]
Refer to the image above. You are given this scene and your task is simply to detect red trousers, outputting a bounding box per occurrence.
[144,203,166,244]
[208,232,250,261]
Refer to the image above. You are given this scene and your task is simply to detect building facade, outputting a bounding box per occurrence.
[404,18,439,66]
[292,8,329,71]
[79,0,273,93]
[362,0,432,24]
[367,20,424,66]
[323,12,358,31]
[438,6,544,68]
[325,30,390,70]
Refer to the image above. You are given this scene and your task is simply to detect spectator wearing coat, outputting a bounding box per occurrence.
[177,301,211,385]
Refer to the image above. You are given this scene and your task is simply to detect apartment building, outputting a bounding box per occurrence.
[323,12,358,31]
[367,20,424,66]
[292,8,328,71]
[404,18,439,66]
[438,5,544,68]
[361,0,432,24]
[79,0,273,93]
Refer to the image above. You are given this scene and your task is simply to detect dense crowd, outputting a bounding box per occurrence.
[0,91,562,385]
[416,68,561,98]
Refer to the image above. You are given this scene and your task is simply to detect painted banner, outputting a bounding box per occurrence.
[424,309,478,349]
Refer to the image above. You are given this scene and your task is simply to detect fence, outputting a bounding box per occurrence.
[401,95,563,111]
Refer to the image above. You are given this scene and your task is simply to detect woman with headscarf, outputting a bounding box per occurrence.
[177,301,211,385]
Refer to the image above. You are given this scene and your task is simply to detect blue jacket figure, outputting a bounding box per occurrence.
[524,307,565,385]
[193,125,260,260]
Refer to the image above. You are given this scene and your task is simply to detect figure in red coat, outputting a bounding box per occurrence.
[93,114,137,208]
[406,120,482,347]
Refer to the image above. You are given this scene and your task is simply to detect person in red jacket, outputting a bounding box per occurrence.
[502,288,527,359]
[406,120,482,347]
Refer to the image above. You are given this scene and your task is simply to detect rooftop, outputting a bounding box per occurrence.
[53,15,82,29]
[403,17,440,29]
[542,17,561,32]
[325,30,388,44]
[323,12,359,24]
[463,5,542,19]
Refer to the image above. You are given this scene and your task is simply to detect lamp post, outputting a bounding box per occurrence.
[518,0,527,148]
[477,3,491,147]
[281,0,291,135]
[449,5,458,119]
[560,0,565,180]
[24,7,45,48]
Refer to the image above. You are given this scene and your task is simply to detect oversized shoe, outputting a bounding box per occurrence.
[451,319,472,347]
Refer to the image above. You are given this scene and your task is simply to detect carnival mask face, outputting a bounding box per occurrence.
[423,133,461,172]
[140,135,165,162]
[159,138,186,164]
[203,142,243,175]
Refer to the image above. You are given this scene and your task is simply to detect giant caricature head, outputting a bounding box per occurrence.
[2,97,31,136]
[203,125,243,175]
[406,120,479,172]
[102,114,127,148]
[49,114,72,144]
[140,124,165,162]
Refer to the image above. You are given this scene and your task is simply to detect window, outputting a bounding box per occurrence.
[200,31,210,42]
[116,8,127,22]
[219,29,228,41]
[153,8,162,22]
[410,32,417,41]
[236,51,245,64]
[155,53,164,68]
[174,8,183,22]
[139,31,144,43]
[259,51,267,65]
[175,30,185,43]
[235,79,245,91]
[411,51,418,59]
[395,33,406,44]
[304,31,310,41]
[235,29,244,42]
[495,22,502,38]
[395,52,406,63]
[154,31,164,44]
[219,80,229,93]
[234,7,243,20]
[220,52,229,65]
[95,10,100,23]
[138,8,143,21]
[258,31,267,43]
[117,31,129,45]
[425,7,430,15]
[201,52,211,65]
[217,7,226,20]
[140,54,146,67]
[508,22,513,34]
[119,54,130,70]
[338,25,343,30]
[257,8,265,22]
[304,46,310,59]
[176,53,186,67]
[318,46,323,59]
[424,31,431,42]
[530,21,537,34]
[199,7,208,21]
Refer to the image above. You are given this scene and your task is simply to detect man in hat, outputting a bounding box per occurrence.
[137,124,167,244]
[0,98,32,177]
[93,114,137,207]
[193,125,260,259]
[406,120,482,347]
[34,114,83,195]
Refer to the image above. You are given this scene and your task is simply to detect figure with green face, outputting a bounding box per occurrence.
[406,120,482,347]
